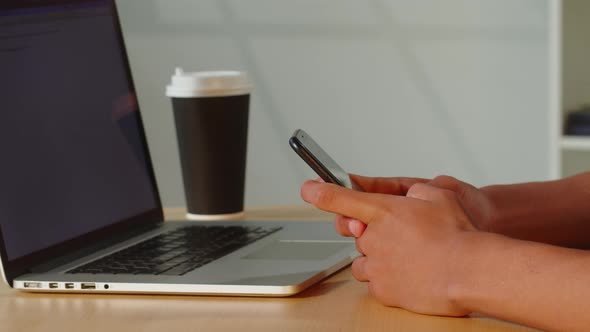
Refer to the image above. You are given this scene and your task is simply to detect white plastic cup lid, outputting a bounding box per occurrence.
[166,68,252,98]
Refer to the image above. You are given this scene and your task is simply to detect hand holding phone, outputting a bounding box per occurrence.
[289,129,362,191]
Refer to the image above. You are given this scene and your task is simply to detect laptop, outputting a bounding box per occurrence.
[0,0,356,296]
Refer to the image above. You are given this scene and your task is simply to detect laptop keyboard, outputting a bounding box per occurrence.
[67,225,282,276]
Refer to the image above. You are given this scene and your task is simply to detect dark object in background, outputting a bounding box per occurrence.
[565,106,590,136]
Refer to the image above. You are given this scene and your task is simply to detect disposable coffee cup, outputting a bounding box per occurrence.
[166,68,252,220]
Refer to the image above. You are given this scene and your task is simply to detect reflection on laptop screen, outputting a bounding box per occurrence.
[0,1,159,260]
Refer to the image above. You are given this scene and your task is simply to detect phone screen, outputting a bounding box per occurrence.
[289,129,362,191]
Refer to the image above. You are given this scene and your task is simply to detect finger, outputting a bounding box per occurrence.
[367,281,378,299]
[355,239,365,256]
[427,175,460,190]
[350,174,429,195]
[349,219,367,238]
[301,180,392,224]
[355,232,371,256]
[334,215,355,237]
[427,175,473,195]
[351,256,369,282]
[335,216,367,237]
[407,182,456,203]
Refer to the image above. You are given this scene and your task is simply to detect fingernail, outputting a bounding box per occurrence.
[349,220,363,237]
[301,180,321,203]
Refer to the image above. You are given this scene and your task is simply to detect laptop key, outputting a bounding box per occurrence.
[159,262,196,275]
[67,225,282,275]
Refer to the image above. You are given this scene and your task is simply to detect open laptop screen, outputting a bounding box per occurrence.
[0,0,160,262]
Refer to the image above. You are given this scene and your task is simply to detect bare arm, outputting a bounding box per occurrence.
[481,172,590,247]
[451,232,590,332]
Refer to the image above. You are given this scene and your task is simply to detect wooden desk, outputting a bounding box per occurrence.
[1,206,537,332]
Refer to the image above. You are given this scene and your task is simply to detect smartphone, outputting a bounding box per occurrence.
[289,129,362,191]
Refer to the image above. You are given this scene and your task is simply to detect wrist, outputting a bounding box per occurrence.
[448,230,590,331]
[476,185,504,233]
[446,231,508,314]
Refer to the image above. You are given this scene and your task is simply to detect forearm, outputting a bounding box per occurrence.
[450,232,590,332]
[482,172,590,247]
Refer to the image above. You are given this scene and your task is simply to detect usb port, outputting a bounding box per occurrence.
[65,283,75,289]
[49,283,59,289]
[81,283,96,290]
[24,282,42,288]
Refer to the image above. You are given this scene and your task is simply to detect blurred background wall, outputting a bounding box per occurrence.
[563,0,590,112]
[115,0,552,207]
[561,0,590,176]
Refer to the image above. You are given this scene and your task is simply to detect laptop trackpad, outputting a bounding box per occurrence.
[242,240,351,261]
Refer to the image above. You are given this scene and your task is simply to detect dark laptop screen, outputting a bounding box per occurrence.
[0,1,160,261]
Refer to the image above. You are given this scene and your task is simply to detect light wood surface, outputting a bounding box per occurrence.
[0,206,537,332]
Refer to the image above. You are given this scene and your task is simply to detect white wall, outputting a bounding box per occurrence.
[115,0,552,207]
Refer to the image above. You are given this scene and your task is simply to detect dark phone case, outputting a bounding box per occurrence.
[289,136,346,187]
